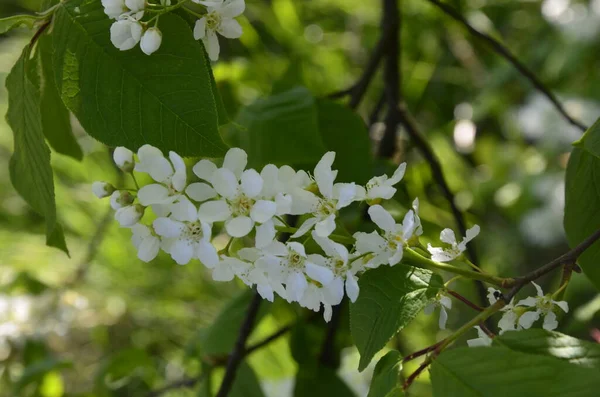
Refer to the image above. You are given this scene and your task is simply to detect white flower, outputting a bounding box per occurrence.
[110,19,143,51]
[193,0,245,61]
[298,283,333,322]
[197,148,277,238]
[290,152,360,238]
[153,202,218,266]
[516,282,569,331]
[113,147,134,172]
[131,224,160,262]
[125,0,145,12]
[353,205,418,267]
[115,204,145,227]
[310,232,360,304]
[102,0,126,19]
[466,326,493,347]
[109,191,134,210]
[424,293,452,329]
[358,162,407,202]
[135,145,187,207]
[427,225,480,262]
[487,287,519,334]
[92,182,115,198]
[140,27,162,55]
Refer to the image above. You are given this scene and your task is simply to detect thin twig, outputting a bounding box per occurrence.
[447,290,484,312]
[147,376,204,397]
[424,0,588,132]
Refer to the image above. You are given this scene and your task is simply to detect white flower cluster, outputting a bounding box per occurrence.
[94,145,426,321]
[102,0,245,60]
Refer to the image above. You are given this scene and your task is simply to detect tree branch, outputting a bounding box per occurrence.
[319,301,344,367]
[424,0,588,132]
[215,291,263,397]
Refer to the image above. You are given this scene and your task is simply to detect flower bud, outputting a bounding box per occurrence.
[125,0,145,12]
[140,28,162,56]
[110,191,135,210]
[102,0,126,19]
[115,204,145,227]
[113,147,134,172]
[110,19,143,51]
[92,181,116,198]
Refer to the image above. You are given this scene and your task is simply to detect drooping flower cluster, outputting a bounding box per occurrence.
[93,145,419,321]
[102,0,245,60]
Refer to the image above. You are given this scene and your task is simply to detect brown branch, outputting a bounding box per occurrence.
[147,376,204,397]
[424,0,588,132]
[447,290,484,312]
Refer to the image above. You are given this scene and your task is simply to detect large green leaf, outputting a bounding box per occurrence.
[52,0,227,156]
[230,362,266,397]
[294,367,357,397]
[574,118,600,159]
[494,329,600,368]
[431,346,600,397]
[0,14,42,34]
[350,265,442,371]
[227,87,326,168]
[368,351,403,397]
[37,33,83,160]
[6,46,68,253]
[316,99,373,184]
[564,148,600,290]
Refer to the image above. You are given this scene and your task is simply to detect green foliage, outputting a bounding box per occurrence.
[0,14,41,34]
[229,362,266,397]
[430,346,600,397]
[350,265,443,371]
[14,358,71,394]
[564,148,600,290]
[494,329,600,368]
[368,351,403,397]
[94,348,153,393]
[51,0,227,156]
[574,118,600,159]
[5,45,68,253]
[294,367,357,397]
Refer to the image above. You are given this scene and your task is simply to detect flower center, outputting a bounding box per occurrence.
[230,194,255,216]
[183,222,204,241]
[366,176,387,191]
[537,296,554,313]
[206,11,222,31]
[387,233,406,250]
[317,198,336,217]
[287,252,305,270]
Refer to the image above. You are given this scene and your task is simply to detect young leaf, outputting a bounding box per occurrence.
[316,99,373,184]
[564,148,600,290]
[6,46,68,254]
[37,34,83,160]
[51,0,227,156]
[368,351,403,397]
[430,346,600,397]
[226,87,326,168]
[0,15,43,35]
[493,329,600,369]
[573,117,600,159]
[350,265,442,371]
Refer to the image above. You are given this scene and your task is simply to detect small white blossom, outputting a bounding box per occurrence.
[136,145,187,207]
[115,204,145,227]
[487,287,520,334]
[140,27,162,55]
[427,225,480,262]
[131,224,160,262]
[424,293,452,329]
[110,19,143,51]
[102,0,127,19]
[353,205,418,267]
[92,182,115,198]
[113,147,134,172]
[467,326,493,347]
[193,0,245,61]
[516,282,569,331]
[125,0,145,13]
[357,162,407,202]
[109,191,134,210]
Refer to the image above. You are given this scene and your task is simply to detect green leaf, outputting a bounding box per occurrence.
[230,362,266,397]
[294,367,357,397]
[14,358,71,393]
[202,290,270,356]
[430,346,600,397]
[95,348,153,390]
[368,351,402,397]
[493,329,600,369]
[350,265,442,371]
[0,14,41,35]
[316,99,373,184]
[573,118,600,159]
[52,0,227,156]
[227,87,326,168]
[6,46,68,254]
[564,148,600,289]
[37,33,83,160]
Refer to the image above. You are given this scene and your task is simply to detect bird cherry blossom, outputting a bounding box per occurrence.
[92,182,115,199]
[140,27,163,55]
[516,282,569,331]
[466,326,493,347]
[193,0,245,61]
[131,224,161,262]
[110,18,143,51]
[424,293,453,330]
[487,287,520,334]
[115,204,145,227]
[356,162,407,203]
[427,225,480,262]
[113,147,134,172]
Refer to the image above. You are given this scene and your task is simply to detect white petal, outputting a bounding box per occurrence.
[334,183,357,209]
[322,277,344,305]
[427,245,456,263]
[518,310,540,329]
[440,296,452,310]
[368,185,395,200]
[439,306,448,330]
[516,297,538,308]
[464,225,480,243]
[225,216,254,237]
[138,184,172,206]
[388,162,407,185]
[138,236,160,262]
[255,220,276,249]
[388,249,403,266]
[170,197,198,222]
[531,281,545,297]
[193,17,207,40]
[198,200,232,222]
[305,263,334,285]
[315,214,336,237]
[260,164,280,198]
[131,224,151,248]
[440,228,457,245]
[186,182,217,202]
[213,264,235,281]
[204,31,220,61]
[250,200,276,223]
[368,205,396,233]
[212,168,239,198]
[145,156,173,183]
[219,0,245,18]
[287,242,307,257]
[223,147,248,179]
[323,304,333,322]
[115,205,144,227]
[543,311,558,331]
[290,217,318,238]
[192,159,217,181]
[257,284,275,302]
[275,193,292,215]
[218,18,243,38]
[140,27,162,55]
[170,239,194,265]
[241,169,263,198]
[498,311,518,332]
[196,240,219,268]
[401,210,417,240]
[289,189,319,215]
[287,272,308,302]
[113,147,134,169]
[201,221,213,240]
[153,217,185,238]
[345,274,359,302]
[314,152,336,199]
[554,300,569,313]
[312,233,340,258]
[263,241,288,257]
[354,231,386,254]
[169,151,187,191]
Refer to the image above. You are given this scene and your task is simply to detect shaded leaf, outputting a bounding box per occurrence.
[574,117,600,159]
[230,362,265,397]
[294,367,356,397]
[368,351,402,397]
[0,14,41,34]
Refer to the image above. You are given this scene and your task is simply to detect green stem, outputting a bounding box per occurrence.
[403,248,509,287]
[146,0,193,23]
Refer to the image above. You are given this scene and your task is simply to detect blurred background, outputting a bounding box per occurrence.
[1,0,600,396]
